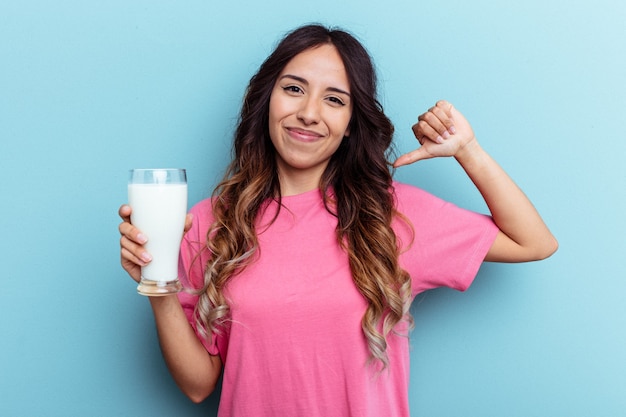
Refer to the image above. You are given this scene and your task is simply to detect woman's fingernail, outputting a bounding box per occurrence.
[436,135,444,144]
[449,126,457,134]
[137,233,147,244]
[141,252,152,262]
[442,131,450,139]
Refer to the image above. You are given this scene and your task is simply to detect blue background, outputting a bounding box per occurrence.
[1,1,624,416]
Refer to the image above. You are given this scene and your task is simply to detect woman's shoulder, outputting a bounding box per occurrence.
[391,181,455,225]
[391,180,444,205]
[391,180,419,194]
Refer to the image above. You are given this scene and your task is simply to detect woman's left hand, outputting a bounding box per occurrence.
[393,100,476,167]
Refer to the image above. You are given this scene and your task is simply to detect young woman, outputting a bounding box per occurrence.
[119,24,557,416]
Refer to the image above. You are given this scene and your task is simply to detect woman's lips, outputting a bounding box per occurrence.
[286,127,324,142]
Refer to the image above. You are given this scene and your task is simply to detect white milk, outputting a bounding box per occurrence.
[128,183,187,282]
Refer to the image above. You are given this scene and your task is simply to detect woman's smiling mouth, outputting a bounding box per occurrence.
[286,127,324,142]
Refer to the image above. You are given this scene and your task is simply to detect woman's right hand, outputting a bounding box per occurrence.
[118,205,194,283]
[118,204,151,283]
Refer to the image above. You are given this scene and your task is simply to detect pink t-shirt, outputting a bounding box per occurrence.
[178,181,498,416]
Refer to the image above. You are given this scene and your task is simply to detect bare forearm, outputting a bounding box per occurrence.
[149,295,222,403]
[455,139,558,262]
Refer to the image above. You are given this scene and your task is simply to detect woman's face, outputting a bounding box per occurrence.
[268,44,353,194]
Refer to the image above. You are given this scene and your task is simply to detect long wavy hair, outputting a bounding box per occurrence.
[194,24,413,368]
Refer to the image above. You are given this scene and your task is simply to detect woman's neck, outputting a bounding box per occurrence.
[276,165,326,197]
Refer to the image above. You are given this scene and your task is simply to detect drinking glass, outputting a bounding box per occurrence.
[128,168,187,296]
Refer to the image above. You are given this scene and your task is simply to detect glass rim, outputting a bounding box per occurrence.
[128,168,187,184]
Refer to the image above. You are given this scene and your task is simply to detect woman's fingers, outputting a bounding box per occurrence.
[394,100,476,168]
[120,222,147,245]
[119,220,152,265]
[393,147,431,167]
[118,204,132,222]
[120,234,152,264]
[118,204,191,284]
[415,101,456,143]
[118,204,151,283]
[413,119,445,144]
[120,233,150,283]
[118,205,148,246]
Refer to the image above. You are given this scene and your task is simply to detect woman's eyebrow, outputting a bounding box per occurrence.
[279,74,351,97]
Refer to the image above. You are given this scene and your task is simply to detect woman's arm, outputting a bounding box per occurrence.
[149,295,222,403]
[394,100,558,262]
[119,205,222,402]
[453,139,558,262]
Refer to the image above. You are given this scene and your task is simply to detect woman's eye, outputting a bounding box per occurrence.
[327,96,345,106]
[283,85,302,94]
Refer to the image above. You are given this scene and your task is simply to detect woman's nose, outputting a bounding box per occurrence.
[297,97,321,125]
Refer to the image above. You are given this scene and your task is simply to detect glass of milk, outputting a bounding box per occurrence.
[128,168,187,296]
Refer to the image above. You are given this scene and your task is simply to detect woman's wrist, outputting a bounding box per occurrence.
[453,137,485,170]
[148,293,182,312]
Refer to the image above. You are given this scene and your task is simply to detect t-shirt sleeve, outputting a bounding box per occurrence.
[177,199,220,356]
[393,182,499,296]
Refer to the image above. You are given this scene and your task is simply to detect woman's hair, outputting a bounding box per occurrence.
[194,24,412,368]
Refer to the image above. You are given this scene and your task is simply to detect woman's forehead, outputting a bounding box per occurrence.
[279,44,350,91]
